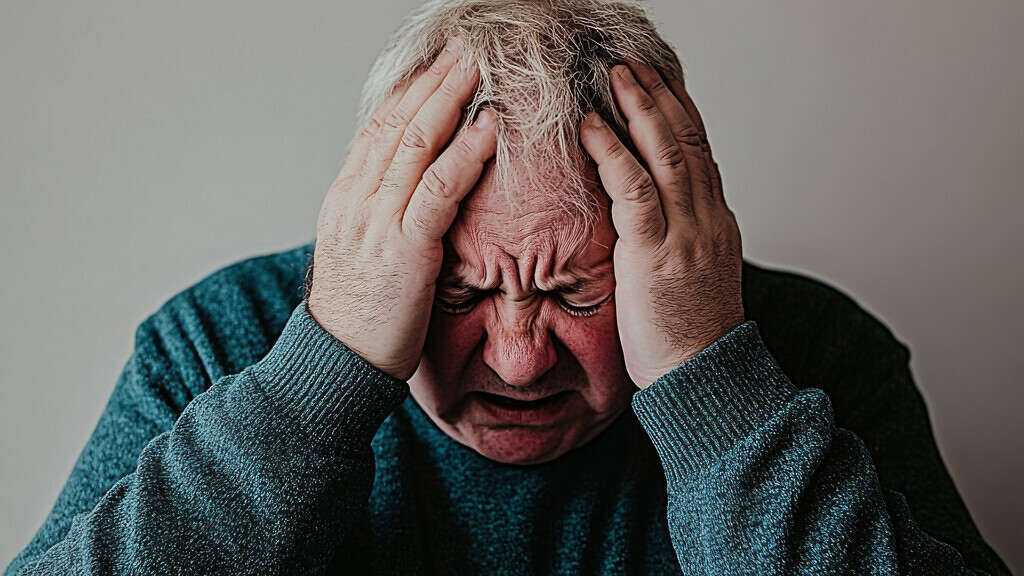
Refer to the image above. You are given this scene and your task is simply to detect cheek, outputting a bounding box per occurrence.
[552,305,630,406]
[415,311,486,402]
[423,311,483,361]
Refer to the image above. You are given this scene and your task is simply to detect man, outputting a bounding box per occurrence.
[4,0,1010,574]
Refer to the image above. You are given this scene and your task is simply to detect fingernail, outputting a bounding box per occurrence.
[476,110,493,128]
[589,113,605,128]
[445,37,465,57]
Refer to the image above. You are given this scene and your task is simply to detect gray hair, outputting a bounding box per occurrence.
[359,0,684,222]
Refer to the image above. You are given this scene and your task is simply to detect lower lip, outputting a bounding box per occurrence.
[473,391,573,425]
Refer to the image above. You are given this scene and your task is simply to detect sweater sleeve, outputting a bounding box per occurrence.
[4,303,408,576]
[631,320,1009,576]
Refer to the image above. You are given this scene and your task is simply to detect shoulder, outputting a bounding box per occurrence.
[160,242,313,328]
[131,242,314,406]
[741,260,911,420]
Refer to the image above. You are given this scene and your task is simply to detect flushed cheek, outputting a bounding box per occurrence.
[415,312,485,405]
[552,307,632,411]
[424,312,482,360]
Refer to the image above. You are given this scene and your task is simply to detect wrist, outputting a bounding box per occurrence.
[630,315,747,389]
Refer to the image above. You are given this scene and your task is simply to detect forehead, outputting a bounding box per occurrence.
[445,160,614,279]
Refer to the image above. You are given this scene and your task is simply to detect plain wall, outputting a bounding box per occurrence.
[2,0,1021,571]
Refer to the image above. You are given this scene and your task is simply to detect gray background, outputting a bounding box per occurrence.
[2,0,1021,571]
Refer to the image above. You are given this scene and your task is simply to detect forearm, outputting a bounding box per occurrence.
[632,321,996,575]
[7,304,407,576]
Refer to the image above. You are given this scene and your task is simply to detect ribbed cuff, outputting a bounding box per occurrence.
[250,302,409,449]
[631,321,797,482]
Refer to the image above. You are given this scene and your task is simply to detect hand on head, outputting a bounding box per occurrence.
[308,37,498,380]
[580,61,745,388]
[309,43,744,396]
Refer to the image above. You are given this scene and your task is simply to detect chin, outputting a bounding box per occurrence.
[468,425,582,465]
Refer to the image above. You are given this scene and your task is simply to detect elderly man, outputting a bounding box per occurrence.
[5,0,1010,575]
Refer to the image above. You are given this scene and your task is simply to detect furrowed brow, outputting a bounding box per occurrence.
[551,277,592,295]
[440,268,609,295]
[438,275,477,294]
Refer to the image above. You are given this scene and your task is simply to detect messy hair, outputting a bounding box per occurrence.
[358,0,684,223]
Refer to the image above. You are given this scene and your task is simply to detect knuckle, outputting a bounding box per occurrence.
[719,196,734,214]
[383,107,412,131]
[711,222,733,247]
[636,97,659,117]
[377,175,402,194]
[655,141,686,169]
[674,127,703,148]
[648,78,671,98]
[453,133,479,158]
[357,151,384,180]
[603,139,630,162]
[421,166,453,200]
[400,122,432,150]
[621,169,657,203]
[357,125,377,143]
[409,207,438,237]
[437,76,462,100]
[720,207,740,232]
[362,115,384,138]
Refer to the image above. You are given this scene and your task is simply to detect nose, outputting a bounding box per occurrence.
[481,298,558,387]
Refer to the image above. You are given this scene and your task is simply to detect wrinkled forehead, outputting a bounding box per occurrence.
[444,158,614,272]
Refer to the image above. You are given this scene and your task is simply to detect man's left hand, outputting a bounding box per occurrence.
[580,62,745,389]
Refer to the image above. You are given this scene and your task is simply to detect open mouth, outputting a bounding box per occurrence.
[473,391,573,424]
[478,391,570,407]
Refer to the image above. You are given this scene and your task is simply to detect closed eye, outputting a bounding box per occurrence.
[435,291,484,315]
[553,293,611,318]
[435,289,612,318]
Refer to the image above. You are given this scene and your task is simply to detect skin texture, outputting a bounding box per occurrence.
[308,38,744,464]
[308,38,498,380]
[409,164,633,465]
[580,62,745,388]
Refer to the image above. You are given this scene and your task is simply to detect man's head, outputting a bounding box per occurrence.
[360,0,684,222]
[362,0,684,464]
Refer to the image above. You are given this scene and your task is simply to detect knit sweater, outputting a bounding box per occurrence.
[4,243,1010,575]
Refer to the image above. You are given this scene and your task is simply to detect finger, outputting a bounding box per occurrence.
[580,111,667,248]
[664,77,726,206]
[609,65,696,227]
[336,81,412,184]
[358,37,466,191]
[377,55,480,208]
[625,61,715,221]
[402,109,498,241]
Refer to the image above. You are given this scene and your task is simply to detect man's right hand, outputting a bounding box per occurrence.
[308,38,497,380]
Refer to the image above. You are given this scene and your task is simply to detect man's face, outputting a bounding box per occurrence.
[408,160,634,465]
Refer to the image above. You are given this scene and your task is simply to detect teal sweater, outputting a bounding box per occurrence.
[4,243,1010,575]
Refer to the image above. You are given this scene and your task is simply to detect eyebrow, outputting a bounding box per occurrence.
[438,276,480,294]
[438,273,601,295]
[551,277,594,295]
